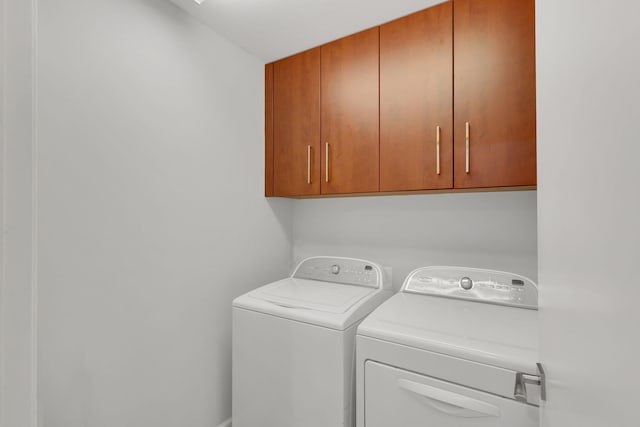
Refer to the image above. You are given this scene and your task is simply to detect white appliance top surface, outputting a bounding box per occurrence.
[358,292,539,374]
[233,257,392,331]
[248,278,375,314]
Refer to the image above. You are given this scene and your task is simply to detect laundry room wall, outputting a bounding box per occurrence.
[1,0,38,425]
[35,1,291,426]
[537,0,640,424]
[292,191,538,288]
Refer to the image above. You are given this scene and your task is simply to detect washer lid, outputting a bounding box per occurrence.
[248,277,376,314]
[233,257,391,331]
[233,278,388,330]
[357,292,539,374]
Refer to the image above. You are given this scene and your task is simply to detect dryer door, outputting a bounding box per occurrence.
[364,361,538,426]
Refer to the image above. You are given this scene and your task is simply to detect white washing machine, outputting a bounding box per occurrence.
[356,266,545,427]
[233,256,393,427]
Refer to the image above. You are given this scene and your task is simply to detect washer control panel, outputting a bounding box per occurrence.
[403,266,538,309]
[293,257,382,288]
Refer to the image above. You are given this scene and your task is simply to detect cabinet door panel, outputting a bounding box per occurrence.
[321,28,379,195]
[273,48,321,196]
[380,3,453,192]
[265,63,274,197]
[454,0,536,188]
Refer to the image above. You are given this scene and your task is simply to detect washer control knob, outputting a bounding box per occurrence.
[460,277,473,290]
[331,265,340,275]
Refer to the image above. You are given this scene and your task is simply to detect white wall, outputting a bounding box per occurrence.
[537,1,640,426]
[293,191,538,289]
[35,1,291,426]
[0,0,38,426]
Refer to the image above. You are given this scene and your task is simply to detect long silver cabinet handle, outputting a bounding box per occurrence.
[436,125,441,175]
[325,143,329,183]
[307,145,311,184]
[465,122,470,174]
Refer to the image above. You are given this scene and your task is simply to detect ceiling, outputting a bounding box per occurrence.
[169,0,445,62]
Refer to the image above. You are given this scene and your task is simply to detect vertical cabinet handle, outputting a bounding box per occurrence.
[325,143,329,183]
[465,122,470,174]
[307,145,311,184]
[436,125,441,175]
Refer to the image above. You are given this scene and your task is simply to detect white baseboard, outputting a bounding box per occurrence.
[218,417,232,427]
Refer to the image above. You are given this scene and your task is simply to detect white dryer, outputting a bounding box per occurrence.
[233,257,393,427]
[356,266,544,427]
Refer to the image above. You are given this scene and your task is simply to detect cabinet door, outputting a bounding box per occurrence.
[265,64,274,197]
[321,28,379,195]
[380,3,453,192]
[273,48,321,196]
[454,0,536,188]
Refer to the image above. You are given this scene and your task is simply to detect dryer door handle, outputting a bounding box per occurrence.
[397,379,501,418]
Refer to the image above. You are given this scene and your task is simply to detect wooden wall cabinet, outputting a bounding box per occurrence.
[265,0,536,198]
[272,48,321,197]
[453,0,537,188]
[265,63,274,197]
[380,2,453,192]
[321,28,380,195]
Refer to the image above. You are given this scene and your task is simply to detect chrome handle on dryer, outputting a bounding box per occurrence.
[514,363,547,403]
